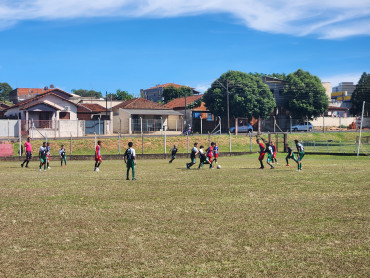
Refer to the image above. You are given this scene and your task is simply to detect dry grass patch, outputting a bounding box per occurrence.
[0,155,369,277]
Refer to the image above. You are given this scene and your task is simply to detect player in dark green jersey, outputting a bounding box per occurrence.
[169,145,178,163]
[124,142,136,180]
[295,140,305,171]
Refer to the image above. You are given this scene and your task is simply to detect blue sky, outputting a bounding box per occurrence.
[1,0,370,96]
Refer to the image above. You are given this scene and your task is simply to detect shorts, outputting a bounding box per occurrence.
[40,157,47,163]
[267,154,273,163]
[215,153,219,159]
[273,152,276,159]
[47,155,50,162]
[207,156,213,163]
[190,158,196,164]
[95,155,102,162]
[127,160,135,168]
[26,151,32,160]
[258,153,265,160]
[297,152,305,162]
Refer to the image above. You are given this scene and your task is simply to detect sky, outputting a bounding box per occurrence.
[1,0,370,96]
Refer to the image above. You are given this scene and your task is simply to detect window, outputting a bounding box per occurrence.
[59,112,70,120]
[207,113,213,121]
[193,112,201,118]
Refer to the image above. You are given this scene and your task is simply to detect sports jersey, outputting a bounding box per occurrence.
[190,147,198,159]
[266,146,274,155]
[39,146,47,159]
[206,146,214,157]
[170,148,178,156]
[59,149,66,157]
[296,143,304,153]
[95,145,101,156]
[198,149,206,159]
[214,146,219,154]
[287,147,293,155]
[258,142,265,153]
[25,141,32,152]
[271,145,276,153]
[124,148,136,160]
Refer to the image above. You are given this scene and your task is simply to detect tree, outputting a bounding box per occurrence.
[162,86,193,103]
[350,72,370,116]
[282,69,329,119]
[106,90,133,101]
[203,70,276,123]
[0,82,13,101]
[115,89,134,101]
[71,89,102,98]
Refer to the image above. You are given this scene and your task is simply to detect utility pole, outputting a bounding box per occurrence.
[226,79,230,132]
[217,79,230,132]
[184,94,187,127]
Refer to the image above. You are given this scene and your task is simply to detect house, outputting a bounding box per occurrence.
[165,95,220,133]
[4,88,84,137]
[140,83,201,103]
[0,103,10,118]
[77,103,112,120]
[9,87,49,104]
[112,98,183,134]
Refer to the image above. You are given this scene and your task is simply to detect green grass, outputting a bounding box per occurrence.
[0,155,369,277]
[10,131,370,156]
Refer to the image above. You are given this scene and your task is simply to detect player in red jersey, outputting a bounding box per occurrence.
[256,138,265,169]
[94,140,102,172]
[206,142,215,169]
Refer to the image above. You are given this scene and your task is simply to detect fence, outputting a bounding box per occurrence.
[0,119,113,139]
[5,132,370,158]
[259,116,370,133]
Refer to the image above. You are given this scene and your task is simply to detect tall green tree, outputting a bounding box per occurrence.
[115,89,134,101]
[71,89,102,98]
[282,69,328,119]
[350,72,370,116]
[107,90,133,101]
[203,70,276,123]
[0,82,13,101]
[162,86,193,103]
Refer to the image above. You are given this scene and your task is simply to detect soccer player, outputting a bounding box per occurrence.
[214,142,219,164]
[186,142,199,169]
[285,144,297,166]
[39,142,47,171]
[94,140,102,172]
[198,145,209,169]
[265,143,275,169]
[256,139,265,169]
[21,137,32,168]
[295,139,305,171]
[206,142,215,169]
[169,145,178,163]
[271,141,278,164]
[46,142,51,169]
[124,142,136,180]
[60,145,67,167]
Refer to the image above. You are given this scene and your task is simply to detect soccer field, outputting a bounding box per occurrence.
[0,155,369,277]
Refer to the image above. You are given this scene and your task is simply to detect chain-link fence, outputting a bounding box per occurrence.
[6,132,370,158]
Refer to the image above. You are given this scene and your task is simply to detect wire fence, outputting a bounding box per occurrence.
[8,132,370,157]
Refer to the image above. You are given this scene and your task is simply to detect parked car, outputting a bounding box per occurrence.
[230,124,253,133]
[291,122,313,132]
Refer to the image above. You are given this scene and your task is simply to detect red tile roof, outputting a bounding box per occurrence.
[112,98,170,110]
[15,88,46,97]
[78,103,108,113]
[165,95,203,109]
[145,83,194,90]
[6,90,76,110]
[20,101,62,111]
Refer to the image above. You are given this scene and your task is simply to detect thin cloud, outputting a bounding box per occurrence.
[1,0,370,38]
